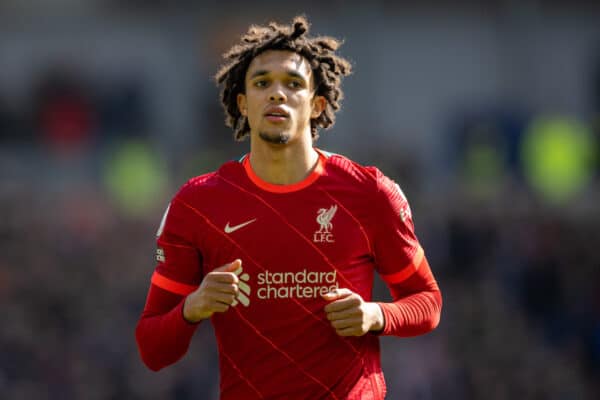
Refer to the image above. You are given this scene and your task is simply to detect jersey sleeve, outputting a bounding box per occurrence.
[371,169,442,337]
[372,169,423,285]
[135,188,204,371]
[152,194,203,296]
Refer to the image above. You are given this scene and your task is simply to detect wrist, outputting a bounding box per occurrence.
[182,295,205,323]
[368,302,385,332]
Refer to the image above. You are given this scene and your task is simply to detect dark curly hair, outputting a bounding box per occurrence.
[215,16,352,141]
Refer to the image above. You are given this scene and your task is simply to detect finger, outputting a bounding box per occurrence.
[324,296,361,313]
[321,288,353,301]
[206,281,239,294]
[214,259,242,273]
[209,291,237,305]
[326,309,360,322]
[331,317,362,330]
[336,326,363,337]
[209,272,239,284]
[212,302,230,313]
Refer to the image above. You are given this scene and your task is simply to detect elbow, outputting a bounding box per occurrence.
[137,342,167,372]
[417,289,442,334]
[138,350,164,372]
[141,356,166,372]
[426,309,441,332]
[427,289,443,332]
[135,321,167,372]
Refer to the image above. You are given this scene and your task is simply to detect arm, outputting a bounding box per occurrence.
[372,169,442,336]
[322,168,442,337]
[136,260,242,371]
[135,284,199,371]
[322,254,441,337]
[135,193,242,371]
[135,197,202,371]
[377,254,442,336]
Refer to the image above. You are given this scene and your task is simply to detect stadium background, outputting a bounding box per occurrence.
[1,0,599,398]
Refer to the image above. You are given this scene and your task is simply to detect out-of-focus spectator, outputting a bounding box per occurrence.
[98,77,149,141]
[32,68,97,156]
[0,94,26,143]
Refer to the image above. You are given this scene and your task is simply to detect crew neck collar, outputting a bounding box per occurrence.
[241,149,327,193]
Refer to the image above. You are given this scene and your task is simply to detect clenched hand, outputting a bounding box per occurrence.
[183,259,241,323]
[323,288,384,336]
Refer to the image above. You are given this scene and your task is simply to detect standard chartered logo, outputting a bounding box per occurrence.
[231,267,339,307]
[232,265,251,307]
[257,270,338,300]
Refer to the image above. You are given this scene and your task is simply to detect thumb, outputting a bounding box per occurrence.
[322,288,353,301]
[215,259,242,273]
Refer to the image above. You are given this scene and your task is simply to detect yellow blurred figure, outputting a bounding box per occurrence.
[521,116,596,204]
[103,140,168,217]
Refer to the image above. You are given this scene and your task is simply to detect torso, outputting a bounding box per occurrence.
[174,151,387,399]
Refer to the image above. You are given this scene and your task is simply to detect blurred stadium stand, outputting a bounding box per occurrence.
[1,1,599,398]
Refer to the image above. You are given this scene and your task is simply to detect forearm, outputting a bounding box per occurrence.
[377,257,442,337]
[377,290,441,336]
[135,285,200,371]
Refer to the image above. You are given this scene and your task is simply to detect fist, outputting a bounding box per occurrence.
[323,288,384,336]
[183,259,241,323]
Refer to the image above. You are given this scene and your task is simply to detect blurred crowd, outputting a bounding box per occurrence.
[2,2,600,399]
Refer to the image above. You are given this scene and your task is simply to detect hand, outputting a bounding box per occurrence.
[323,288,384,336]
[183,259,241,323]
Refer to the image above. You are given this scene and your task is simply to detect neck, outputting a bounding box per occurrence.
[249,135,319,185]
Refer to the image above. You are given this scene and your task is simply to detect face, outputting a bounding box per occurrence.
[237,50,326,145]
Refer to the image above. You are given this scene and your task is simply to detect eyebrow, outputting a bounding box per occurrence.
[249,69,308,82]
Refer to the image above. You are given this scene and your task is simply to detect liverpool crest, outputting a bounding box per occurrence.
[313,205,337,243]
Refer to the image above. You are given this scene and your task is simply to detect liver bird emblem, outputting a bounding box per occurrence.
[316,205,338,233]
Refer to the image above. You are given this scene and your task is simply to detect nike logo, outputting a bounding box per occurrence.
[224,219,257,233]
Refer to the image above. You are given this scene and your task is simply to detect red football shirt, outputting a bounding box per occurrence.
[137,149,441,399]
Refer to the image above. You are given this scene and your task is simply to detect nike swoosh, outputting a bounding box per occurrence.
[224,218,257,233]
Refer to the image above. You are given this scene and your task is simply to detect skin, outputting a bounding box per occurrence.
[183,260,241,322]
[237,49,325,186]
[323,289,384,336]
[183,50,384,335]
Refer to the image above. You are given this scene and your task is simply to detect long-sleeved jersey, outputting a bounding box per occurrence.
[136,149,442,399]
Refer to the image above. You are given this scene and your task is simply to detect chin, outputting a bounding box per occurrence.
[259,131,291,145]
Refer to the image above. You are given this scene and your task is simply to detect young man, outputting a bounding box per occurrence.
[136,17,442,399]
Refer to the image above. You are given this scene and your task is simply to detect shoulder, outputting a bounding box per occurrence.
[173,159,243,201]
[321,150,382,189]
[174,171,219,201]
[321,149,408,207]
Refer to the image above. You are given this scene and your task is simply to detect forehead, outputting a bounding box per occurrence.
[246,50,312,79]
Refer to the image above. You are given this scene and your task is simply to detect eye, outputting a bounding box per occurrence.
[254,79,268,88]
[288,80,302,89]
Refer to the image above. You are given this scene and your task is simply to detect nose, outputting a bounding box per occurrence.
[269,84,286,103]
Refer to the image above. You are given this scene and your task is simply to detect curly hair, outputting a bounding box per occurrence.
[215,16,352,141]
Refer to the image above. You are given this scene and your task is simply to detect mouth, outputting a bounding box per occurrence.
[264,107,290,123]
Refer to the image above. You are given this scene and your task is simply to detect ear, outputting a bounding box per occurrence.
[311,95,326,119]
[237,93,247,117]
